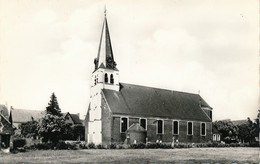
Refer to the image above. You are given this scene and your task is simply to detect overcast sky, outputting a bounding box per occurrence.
[0,0,258,120]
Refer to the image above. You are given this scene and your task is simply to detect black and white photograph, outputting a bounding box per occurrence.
[0,0,259,163]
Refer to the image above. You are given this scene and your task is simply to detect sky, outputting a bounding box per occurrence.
[0,0,258,120]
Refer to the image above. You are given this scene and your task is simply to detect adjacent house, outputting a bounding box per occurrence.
[85,12,213,145]
[63,112,82,126]
[0,105,14,152]
[11,107,45,134]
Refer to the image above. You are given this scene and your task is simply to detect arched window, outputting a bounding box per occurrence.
[110,74,114,84]
[187,122,193,135]
[104,73,108,83]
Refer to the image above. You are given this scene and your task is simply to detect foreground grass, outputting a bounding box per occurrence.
[0,147,259,163]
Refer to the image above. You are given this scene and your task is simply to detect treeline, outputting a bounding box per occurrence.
[15,93,84,145]
[213,114,259,146]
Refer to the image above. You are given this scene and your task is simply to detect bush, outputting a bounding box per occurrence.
[13,138,26,149]
[34,143,53,150]
[56,141,68,150]
[108,143,117,149]
[130,143,145,149]
[87,142,96,149]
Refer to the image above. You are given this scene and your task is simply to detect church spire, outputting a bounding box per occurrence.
[94,9,117,71]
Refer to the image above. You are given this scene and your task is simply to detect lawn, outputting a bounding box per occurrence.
[0,147,259,163]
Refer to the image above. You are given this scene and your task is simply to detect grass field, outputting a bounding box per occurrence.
[0,147,259,163]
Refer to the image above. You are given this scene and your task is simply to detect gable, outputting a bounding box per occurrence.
[0,114,13,134]
[102,83,212,122]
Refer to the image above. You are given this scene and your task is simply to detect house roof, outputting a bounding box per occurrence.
[12,109,45,123]
[62,112,82,125]
[102,83,212,122]
[232,120,248,126]
[70,114,82,124]
[0,104,9,118]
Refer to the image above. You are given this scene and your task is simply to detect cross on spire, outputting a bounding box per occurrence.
[104,6,107,17]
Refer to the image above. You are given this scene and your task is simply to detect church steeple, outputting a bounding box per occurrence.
[94,9,117,71]
[91,9,120,92]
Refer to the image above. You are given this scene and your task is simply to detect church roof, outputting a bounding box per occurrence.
[102,83,212,122]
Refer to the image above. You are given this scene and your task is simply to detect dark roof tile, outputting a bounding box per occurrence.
[102,83,212,122]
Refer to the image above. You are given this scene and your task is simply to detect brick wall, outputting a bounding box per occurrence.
[110,116,212,144]
[84,110,89,142]
[101,96,112,144]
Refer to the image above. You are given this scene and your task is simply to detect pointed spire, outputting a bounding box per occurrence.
[94,9,117,71]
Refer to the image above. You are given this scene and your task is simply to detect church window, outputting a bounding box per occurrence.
[120,117,128,133]
[213,134,216,141]
[217,134,220,141]
[157,120,164,134]
[187,122,193,135]
[94,76,97,85]
[110,74,114,84]
[105,73,108,83]
[173,121,179,135]
[201,122,206,136]
[140,118,147,130]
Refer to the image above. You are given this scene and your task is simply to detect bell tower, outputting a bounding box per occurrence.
[91,8,119,92]
[87,9,119,144]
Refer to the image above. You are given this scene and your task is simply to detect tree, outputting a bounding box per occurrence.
[237,118,254,143]
[46,92,62,116]
[213,120,238,143]
[20,118,39,138]
[38,93,64,143]
[72,125,85,141]
[38,114,65,143]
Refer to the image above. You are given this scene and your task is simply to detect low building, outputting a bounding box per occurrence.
[63,112,82,126]
[0,113,14,152]
[11,108,45,134]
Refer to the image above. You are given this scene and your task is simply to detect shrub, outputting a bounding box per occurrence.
[56,141,68,150]
[88,142,96,149]
[13,138,26,149]
[108,143,117,149]
[130,143,145,149]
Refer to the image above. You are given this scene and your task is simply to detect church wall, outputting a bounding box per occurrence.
[109,115,212,144]
[101,96,112,144]
[84,110,89,142]
[111,117,124,143]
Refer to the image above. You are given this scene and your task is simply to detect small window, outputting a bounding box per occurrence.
[173,121,179,135]
[121,117,128,133]
[104,73,108,83]
[94,76,97,85]
[187,122,193,135]
[217,134,220,141]
[209,111,212,120]
[157,120,163,134]
[140,118,147,130]
[110,74,114,84]
[201,123,206,136]
[213,134,216,141]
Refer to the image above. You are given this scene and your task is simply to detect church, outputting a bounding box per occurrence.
[85,11,213,145]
